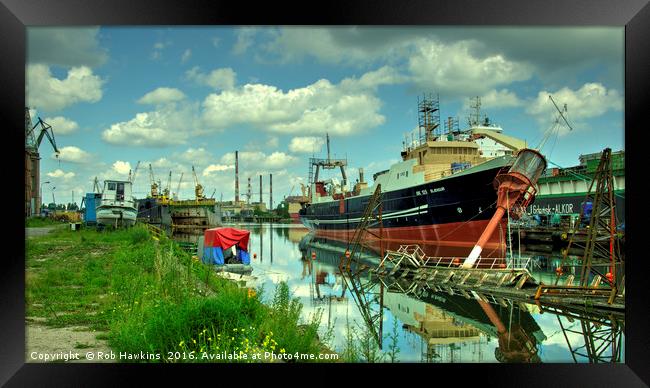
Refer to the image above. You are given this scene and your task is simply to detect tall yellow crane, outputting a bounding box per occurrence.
[163,170,172,198]
[148,164,159,198]
[192,165,205,200]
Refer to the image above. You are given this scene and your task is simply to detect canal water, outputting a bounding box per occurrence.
[174,224,624,363]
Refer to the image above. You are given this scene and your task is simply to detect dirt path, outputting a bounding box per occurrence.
[26,225,66,238]
[25,318,114,363]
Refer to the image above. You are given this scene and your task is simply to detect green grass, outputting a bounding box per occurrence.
[25,217,64,228]
[26,224,329,362]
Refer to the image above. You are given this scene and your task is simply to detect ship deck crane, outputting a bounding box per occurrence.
[192,165,205,200]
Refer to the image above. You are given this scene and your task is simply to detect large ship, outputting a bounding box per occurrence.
[299,95,530,256]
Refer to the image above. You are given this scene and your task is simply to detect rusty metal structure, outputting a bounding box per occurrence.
[25,108,60,217]
[463,148,547,268]
[551,148,624,302]
[338,184,384,348]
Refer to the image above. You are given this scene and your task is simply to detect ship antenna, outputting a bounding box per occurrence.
[538,95,573,151]
[326,132,331,163]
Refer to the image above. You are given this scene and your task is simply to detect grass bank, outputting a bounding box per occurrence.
[26,225,333,362]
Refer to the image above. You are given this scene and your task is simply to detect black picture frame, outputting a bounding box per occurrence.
[3,0,648,385]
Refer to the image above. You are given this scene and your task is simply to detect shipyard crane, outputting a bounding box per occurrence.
[130,161,141,183]
[174,172,183,200]
[93,177,101,193]
[192,165,205,200]
[163,171,172,198]
[25,108,61,216]
[25,108,60,156]
[210,189,216,199]
[148,164,159,198]
[538,94,573,150]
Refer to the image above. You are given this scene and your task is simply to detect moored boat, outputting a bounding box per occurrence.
[299,95,531,256]
[96,180,137,227]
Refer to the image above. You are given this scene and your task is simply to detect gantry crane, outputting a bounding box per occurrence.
[25,107,61,216]
[192,165,205,200]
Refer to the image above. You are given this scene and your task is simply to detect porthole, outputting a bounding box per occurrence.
[457,207,463,213]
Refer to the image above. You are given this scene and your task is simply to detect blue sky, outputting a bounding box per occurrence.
[27,27,624,207]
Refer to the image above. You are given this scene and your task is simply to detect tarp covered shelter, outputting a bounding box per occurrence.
[202,227,251,266]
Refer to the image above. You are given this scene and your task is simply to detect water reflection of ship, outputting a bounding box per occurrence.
[383,287,545,363]
[298,233,348,306]
[302,233,545,362]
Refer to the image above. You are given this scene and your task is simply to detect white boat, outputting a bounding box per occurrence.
[96,180,137,227]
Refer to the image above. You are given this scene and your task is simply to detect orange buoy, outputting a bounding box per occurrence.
[452,258,460,266]
[345,250,351,259]
[606,272,614,282]
[253,253,257,259]
[311,252,316,260]
[555,267,563,275]
[499,263,506,269]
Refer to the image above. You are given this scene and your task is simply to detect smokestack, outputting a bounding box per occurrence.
[359,168,365,183]
[235,150,240,203]
[269,173,273,211]
[247,177,251,204]
[259,175,262,203]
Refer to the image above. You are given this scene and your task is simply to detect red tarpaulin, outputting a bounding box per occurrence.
[203,227,250,251]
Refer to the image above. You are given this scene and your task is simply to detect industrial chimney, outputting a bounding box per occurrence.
[235,150,240,203]
[269,173,273,211]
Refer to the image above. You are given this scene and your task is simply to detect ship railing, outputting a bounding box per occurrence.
[506,257,532,271]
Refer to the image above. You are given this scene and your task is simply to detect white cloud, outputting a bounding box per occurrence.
[27,27,108,68]
[54,146,91,163]
[408,40,533,97]
[178,147,214,166]
[151,41,171,60]
[43,116,79,135]
[181,49,192,63]
[112,160,132,175]
[27,64,105,112]
[478,89,524,109]
[185,67,237,90]
[289,136,325,153]
[203,164,234,176]
[232,28,258,55]
[201,70,391,136]
[137,87,186,105]
[526,83,623,132]
[46,169,75,180]
[220,151,297,170]
[101,103,198,147]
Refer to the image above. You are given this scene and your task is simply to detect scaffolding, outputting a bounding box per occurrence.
[417,93,441,144]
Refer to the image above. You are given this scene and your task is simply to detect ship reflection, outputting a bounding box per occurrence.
[300,232,545,362]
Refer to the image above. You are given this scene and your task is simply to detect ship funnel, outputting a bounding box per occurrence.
[462,149,547,268]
